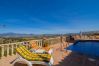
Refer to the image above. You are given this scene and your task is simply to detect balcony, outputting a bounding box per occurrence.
[0,37,98,66]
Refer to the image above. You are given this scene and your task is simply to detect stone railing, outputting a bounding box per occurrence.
[0,37,61,58]
[0,42,23,58]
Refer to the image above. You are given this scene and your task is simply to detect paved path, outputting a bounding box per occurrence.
[0,55,17,66]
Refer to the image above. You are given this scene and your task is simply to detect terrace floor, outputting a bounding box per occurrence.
[0,42,98,66]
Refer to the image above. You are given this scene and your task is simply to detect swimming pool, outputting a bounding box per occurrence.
[66,40,99,59]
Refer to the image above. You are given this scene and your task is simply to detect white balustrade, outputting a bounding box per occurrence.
[0,42,23,58]
[0,37,61,58]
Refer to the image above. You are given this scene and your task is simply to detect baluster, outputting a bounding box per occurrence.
[38,41,40,47]
[7,45,9,56]
[11,45,14,55]
[38,41,39,47]
[1,45,4,57]
[41,40,43,47]
[39,41,40,47]
[36,41,38,46]
[35,41,37,46]
[40,40,42,47]
[15,44,17,55]
[38,41,41,47]
[40,40,41,47]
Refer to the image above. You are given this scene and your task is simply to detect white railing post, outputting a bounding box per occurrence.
[11,44,14,55]
[38,41,40,47]
[40,40,42,47]
[36,41,38,46]
[1,45,4,57]
[40,40,43,47]
[7,45,9,56]
[14,44,17,55]
[39,40,41,47]
[38,40,41,47]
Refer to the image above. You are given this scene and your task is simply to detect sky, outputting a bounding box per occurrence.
[0,0,99,34]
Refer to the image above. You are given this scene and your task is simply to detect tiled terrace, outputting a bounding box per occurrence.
[0,39,98,66]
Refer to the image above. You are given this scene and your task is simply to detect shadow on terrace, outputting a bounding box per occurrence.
[55,52,97,66]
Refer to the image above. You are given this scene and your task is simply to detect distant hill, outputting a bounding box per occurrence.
[66,31,99,35]
[1,31,99,38]
[0,33,35,38]
[0,33,61,38]
[82,31,99,35]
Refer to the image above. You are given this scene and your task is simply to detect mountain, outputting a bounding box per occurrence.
[65,31,99,36]
[82,31,99,35]
[2,31,99,38]
[0,33,35,38]
[0,33,60,38]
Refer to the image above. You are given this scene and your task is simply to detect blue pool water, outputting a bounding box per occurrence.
[66,40,99,59]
